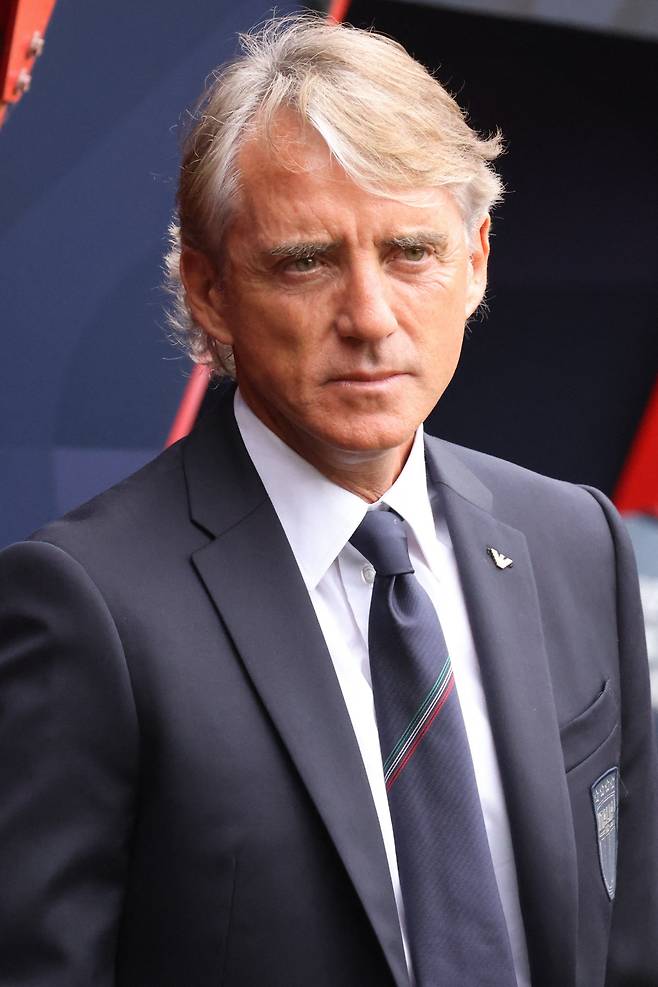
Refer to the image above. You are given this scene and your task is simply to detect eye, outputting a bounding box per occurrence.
[290,255,319,272]
[401,244,429,262]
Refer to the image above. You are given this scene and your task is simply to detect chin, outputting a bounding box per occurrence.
[316,418,419,456]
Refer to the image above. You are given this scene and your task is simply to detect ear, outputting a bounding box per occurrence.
[464,214,491,318]
[179,247,234,346]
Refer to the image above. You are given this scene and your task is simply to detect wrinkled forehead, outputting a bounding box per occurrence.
[238,108,336,182]
[233,109,463,232]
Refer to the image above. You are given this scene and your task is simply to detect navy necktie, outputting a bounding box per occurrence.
[350,509,517,986]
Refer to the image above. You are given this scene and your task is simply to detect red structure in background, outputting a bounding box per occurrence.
[165,364,209,448]
[165,0,353,449]
[0,0,57,127]
[326,0,352,22]
[615,378,658,516]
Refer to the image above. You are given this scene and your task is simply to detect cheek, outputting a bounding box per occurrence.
[232,317,320,393]
[405,269,467,320]
[411,308,466,389]
[227,298,293,357]
[250,294,319,349]
[414,297,465,357]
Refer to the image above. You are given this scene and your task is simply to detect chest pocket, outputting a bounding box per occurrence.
[559,679,619,774]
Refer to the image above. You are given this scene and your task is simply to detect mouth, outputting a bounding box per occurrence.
[328,371,407,387]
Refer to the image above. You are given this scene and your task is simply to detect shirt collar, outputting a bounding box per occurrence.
[379,429,441,572]
[234,389,438,589]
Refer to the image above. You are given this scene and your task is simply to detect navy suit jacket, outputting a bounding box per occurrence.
[0,388,656,986]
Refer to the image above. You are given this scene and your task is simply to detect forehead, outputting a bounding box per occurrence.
[232,114,464,245]
[236,112,346,219]
[240,109,331,175]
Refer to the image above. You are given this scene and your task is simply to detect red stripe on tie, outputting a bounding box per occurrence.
[385,675,455,791]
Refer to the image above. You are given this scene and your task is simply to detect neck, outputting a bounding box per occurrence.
[295,440,413,503]
[239,392,414,503]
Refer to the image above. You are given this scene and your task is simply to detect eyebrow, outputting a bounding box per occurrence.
[266,231,449,259]
[267,240,338,260]
[384,232,449,251]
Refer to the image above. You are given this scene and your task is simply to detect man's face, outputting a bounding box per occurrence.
[186,115,489,483]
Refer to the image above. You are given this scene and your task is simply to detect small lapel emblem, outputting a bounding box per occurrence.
[487,547,514,570]
[591,768,619,900]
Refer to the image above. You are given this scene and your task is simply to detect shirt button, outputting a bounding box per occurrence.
[361,564,376,585]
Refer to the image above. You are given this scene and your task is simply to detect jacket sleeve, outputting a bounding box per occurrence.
[584,490,658,986]
[0,539,139,986]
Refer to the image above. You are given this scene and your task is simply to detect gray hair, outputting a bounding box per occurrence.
[164,13,505,376]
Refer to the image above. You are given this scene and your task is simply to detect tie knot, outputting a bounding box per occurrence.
[350,510,415,577]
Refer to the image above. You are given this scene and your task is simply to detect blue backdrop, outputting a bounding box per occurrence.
[0,0,296,548]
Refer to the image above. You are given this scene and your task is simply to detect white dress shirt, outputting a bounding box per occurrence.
[234,390,531,987]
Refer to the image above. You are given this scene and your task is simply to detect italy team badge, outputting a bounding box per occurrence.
[591,768,619,901]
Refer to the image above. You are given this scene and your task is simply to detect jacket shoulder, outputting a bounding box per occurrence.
[32,441,186,544]
[425,434,621,535]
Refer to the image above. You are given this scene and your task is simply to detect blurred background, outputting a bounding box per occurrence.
[1,0,656,726]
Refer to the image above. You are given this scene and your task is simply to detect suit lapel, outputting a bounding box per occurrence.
[425,438,578,987]
[183,392,409,987]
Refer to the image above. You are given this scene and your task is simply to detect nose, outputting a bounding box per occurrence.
[334,259,398,341]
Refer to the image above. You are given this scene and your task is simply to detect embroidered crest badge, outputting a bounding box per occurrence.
[591,768,619,901]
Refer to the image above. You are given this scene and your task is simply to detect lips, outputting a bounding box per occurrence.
[329,370,405,383]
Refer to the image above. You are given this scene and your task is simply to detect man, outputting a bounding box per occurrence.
[0,14,656,987]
